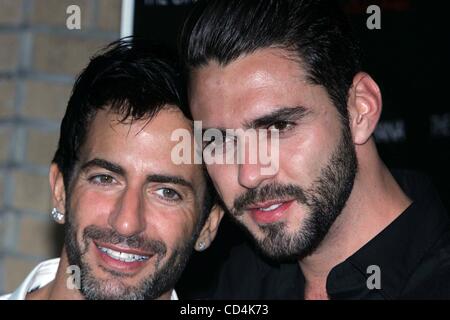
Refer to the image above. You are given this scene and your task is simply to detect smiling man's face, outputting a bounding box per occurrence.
[189,48,357,260]
[59,107,207,299]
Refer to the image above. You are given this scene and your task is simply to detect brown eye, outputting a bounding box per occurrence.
[268,121,293,131]
[90,174,116,185]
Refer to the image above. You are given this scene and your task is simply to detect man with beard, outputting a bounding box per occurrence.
[1,39,222,300]
[179,0,450,299]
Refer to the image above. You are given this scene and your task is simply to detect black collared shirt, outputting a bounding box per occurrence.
[208,171,450,299]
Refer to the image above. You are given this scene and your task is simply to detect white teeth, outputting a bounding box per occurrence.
[98,246,149,263]
[260,203,282,212]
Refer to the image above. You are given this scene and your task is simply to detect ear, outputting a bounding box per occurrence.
[347,72,382,145]
[195,204,224,252]
[49,163,66,224]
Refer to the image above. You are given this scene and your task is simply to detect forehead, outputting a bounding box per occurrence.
[191,48,306,95]
[85,107,190,146]
[189,48,331,128]
[79,107,202,180]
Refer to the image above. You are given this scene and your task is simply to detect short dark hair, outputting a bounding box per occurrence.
[53,38,216,219]
[53,38,189,189]
[180,0,362,122]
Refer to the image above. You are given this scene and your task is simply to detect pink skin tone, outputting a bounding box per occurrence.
[30,107,222,300]
[189,48,411,299]
[190,48,343,243]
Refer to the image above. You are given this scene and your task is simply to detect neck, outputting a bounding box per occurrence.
[27,249,85,300]
[299,141,412,299]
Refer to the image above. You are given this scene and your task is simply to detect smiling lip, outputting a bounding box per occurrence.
[95,242,152,256]
[94,241,154,273]
[247,199,295,224]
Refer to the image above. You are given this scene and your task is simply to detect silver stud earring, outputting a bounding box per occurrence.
[197,241,206,251]
[51,208,64,222]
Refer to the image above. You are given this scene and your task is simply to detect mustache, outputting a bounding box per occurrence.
[232,183,308,216]
[82,225,167,257]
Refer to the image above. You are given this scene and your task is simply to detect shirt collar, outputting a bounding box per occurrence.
[2,258,60,300]
[327,192,450,299]
[171,290,179,300]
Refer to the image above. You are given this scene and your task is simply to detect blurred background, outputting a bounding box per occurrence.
[0,0,449,296]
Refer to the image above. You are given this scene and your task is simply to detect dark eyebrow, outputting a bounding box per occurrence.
[81,160,194,190]
[81,158,125,176]
[199,106,309,135]
[243,106,310,129]
[146,174,194,191]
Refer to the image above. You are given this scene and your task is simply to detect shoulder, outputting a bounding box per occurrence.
[0,258,60,300]
[403,229,450,298]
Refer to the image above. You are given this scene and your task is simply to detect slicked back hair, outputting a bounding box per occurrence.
[180,0,362,123]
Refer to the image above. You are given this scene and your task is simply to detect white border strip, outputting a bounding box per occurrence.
[120,0,135,38]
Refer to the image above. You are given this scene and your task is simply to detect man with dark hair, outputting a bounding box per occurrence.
[1,39,222,300]
[180,0,450,299]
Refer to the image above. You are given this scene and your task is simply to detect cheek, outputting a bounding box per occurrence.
[280,126,337,186]
[69,188,114,226]
[146,208,199,249]
[206,163,238,204]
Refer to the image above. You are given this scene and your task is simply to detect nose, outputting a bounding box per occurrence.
[237,138,277,189]
[238,163,276,189]
[108,186,146,237]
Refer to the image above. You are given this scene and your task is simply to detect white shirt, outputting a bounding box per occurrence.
[0,258,178,300]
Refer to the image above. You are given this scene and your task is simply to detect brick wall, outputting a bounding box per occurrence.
[0,0,122,294]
